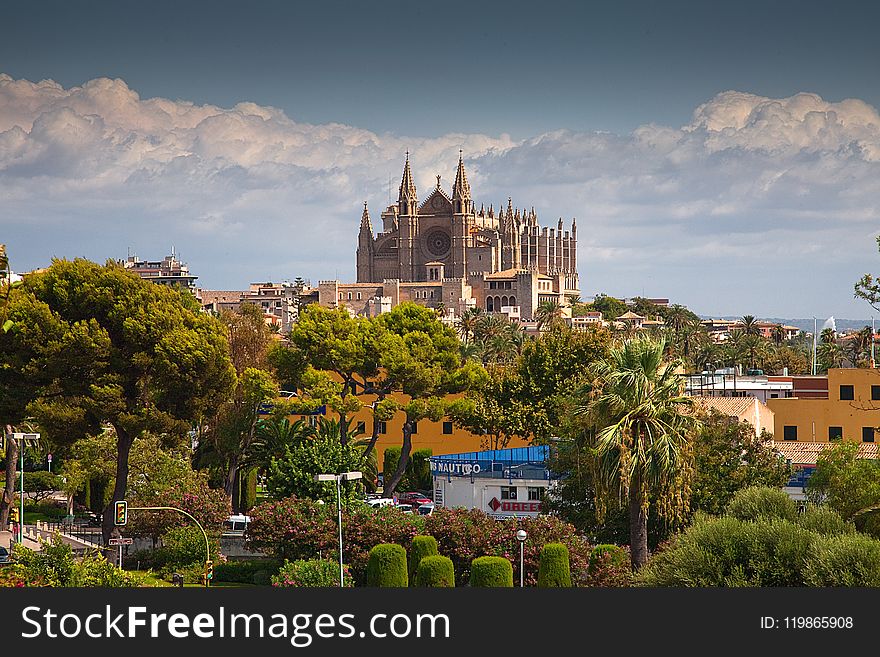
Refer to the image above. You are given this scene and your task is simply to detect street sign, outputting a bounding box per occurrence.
[6,432,40,441]
[47,453,52,462]
[108,538,133,546]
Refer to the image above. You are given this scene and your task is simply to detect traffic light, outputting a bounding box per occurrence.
[204,560,213,586]
[114,500,127,526]
[9,508,19,524]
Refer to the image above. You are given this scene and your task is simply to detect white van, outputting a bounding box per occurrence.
[223,514,251,533]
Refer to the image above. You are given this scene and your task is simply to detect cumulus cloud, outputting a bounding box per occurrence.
[1,74,878,316]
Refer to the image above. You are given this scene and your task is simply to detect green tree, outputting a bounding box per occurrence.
[2,259,235,542]
[535,300,565,330]
[690,412,791,516]
[266,430,365,505]
[806,441,880,536]
[378,303,487,495]
[577,336,700,569]
[587,294,627,321]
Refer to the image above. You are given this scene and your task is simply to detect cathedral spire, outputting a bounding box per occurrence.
[360,201,373,234]
[398,151,418,215]
[452,150,471,202]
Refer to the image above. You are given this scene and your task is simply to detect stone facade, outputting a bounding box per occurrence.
[336,154,580,320]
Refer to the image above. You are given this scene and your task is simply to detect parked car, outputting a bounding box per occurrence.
[394,503,414,515]
[416,502,435,516]
[0,546,9,564]
[397,492,432,506]
[366,497,395,509]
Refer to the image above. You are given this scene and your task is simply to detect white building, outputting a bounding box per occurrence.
[430,446,556,519]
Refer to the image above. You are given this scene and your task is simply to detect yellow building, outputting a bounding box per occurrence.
[293,391,530,458]
[766,368,880,445]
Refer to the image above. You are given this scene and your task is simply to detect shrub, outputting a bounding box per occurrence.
[637,516,815,587]
[470,556,513,587]
[585,544,631,587]
[415,555,455,587]
[798,505,856,537]
[804,533,880,586]
[725,486,797,522]
[240,468,258,513]
[214,560,281,585]
[537,543,572,588]
[9,537,142,587]
[154,526,219,570]
[423,508,591,586]
[408,535,439,584]
[71,554,145,587]
[365,544,409,587]
[272,559,353,587]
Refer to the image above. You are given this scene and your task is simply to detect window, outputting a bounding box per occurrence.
[489,281,496,290]
[501,486,517,500]
[783,425,798,441]
[863,426,876,443]
[872,386,880,401]
[357,292,361,300]
[411,421,418,434]
[377,420,387,435]
[829,426,843,441]
[840,385,854,400]
[528,487,545,501]
[442,421,453,435]
[356,421,366,434]
[347,292,352,300]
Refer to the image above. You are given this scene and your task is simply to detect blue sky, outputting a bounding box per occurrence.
[2,0,880,317]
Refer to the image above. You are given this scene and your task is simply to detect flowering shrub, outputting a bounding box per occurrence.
[584,544,632,587]
[272,559,353,587]
[248,497,592,586]
[423,508,592,586]
[7,537,143,587]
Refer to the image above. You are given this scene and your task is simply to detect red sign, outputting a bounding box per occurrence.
[487,497,541,513]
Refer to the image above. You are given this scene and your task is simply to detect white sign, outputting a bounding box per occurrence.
[108,538,133,546]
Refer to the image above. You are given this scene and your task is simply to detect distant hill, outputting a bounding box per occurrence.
[697,316,874,334]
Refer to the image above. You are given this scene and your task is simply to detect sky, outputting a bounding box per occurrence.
[1,0,879,318]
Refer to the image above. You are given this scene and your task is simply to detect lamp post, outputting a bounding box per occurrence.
[515,529,527,588]
[6,432,40,544]
[315,471,362,587]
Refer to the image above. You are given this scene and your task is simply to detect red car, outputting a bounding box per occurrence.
[396,491,432,506]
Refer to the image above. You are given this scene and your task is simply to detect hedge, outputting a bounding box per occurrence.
[537,543,571,587]
[725,486,797,522]
[214,560,280,585]
[365,544,409,587]
[470,556,513,587]
[415,555,455,587]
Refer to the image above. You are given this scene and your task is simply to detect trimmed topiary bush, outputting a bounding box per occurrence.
[408,535,439,584]
[537,543,572,587]
[365,543,409,587]
[726,486,797,522]
[470,556,513,587]
[415,555,455,587]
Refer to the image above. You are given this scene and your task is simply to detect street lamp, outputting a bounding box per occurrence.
[515,529,528,588]
[314,471,362,587]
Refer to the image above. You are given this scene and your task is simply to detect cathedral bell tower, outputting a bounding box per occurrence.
[451,151,472,279]
[356,201,374,282]
[397,152,419,281]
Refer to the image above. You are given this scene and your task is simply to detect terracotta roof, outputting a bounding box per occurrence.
[692,396,760,417]
[618,311,645,320]
[771,441,879,465]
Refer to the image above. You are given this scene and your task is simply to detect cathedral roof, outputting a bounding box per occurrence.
[398,152,417,202]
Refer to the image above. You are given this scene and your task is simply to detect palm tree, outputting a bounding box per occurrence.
[456,307,483,341]
[535,300,565,330]
[771,325,786,347]
[246,417,314,473]
[739,315,760,337]
[577,336,700,569]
